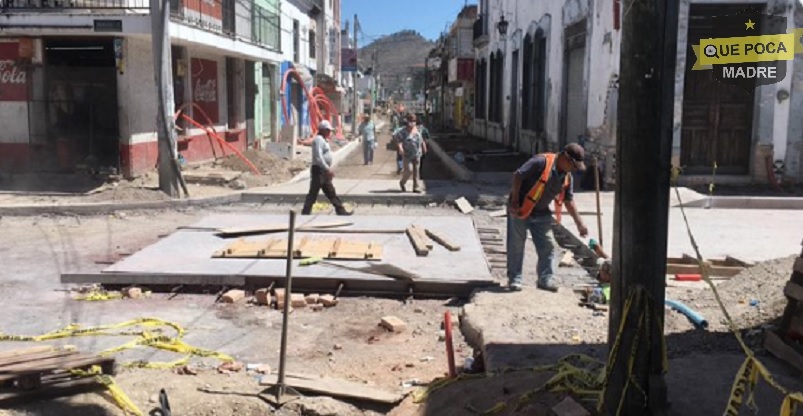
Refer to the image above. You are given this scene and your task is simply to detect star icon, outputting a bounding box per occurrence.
[745,19,755,30]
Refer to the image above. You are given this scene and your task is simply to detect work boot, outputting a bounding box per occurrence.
[400,182,406,192]
[336,207,354,216]
[537,279,559,293]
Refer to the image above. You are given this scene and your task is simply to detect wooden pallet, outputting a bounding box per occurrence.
[214,237,384,260]
[764,241,803,373]
[0,346,116,406]
[666,254,752,277]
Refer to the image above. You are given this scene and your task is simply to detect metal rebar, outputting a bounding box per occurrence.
[594,157,604,246]
[276,210,296,400]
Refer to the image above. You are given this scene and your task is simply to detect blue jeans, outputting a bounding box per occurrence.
[363,140,375,164]
[506,214,558,286]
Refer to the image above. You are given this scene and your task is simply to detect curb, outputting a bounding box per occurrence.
[241,190,509,207]
[427,139,474,182]
[680,196,803,210]
[0,193,244,217]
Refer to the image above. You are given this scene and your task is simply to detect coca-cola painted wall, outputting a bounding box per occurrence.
[191,58,219,123]
[0,41,28,102]
[183,0,223,20]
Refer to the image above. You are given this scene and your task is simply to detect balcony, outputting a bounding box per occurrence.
[0,0,147,12]
[171,0,236,36]
[473,15,489,47]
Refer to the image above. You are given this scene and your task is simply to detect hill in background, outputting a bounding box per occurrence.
[358,30,434,100]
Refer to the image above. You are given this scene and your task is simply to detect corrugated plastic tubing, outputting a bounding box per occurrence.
[665,298,708,330]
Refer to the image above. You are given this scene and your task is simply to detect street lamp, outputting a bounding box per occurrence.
[497,15,509,36]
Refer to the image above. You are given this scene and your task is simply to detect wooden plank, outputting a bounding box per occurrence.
[454,197,474,214]
[785,281,803,302]
[725,255,753,268]
[259,373,403,404]
[484,248,507,255]
[665,263,743,277]
[0,355,115,382]
[412,226,433,250]
[406,226,430,256]
[0,350,79,369]
[765,331,803,374]
[0,346,57,361]
[424,229,461,251]
[0,377,102,406]
[215,222,354,238]
[488,209,507,218]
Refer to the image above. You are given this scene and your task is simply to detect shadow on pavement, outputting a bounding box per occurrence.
[0,173,108,195]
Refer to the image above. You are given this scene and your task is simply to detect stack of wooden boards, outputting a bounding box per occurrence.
[764,241,803,373]
[0,346,116,405]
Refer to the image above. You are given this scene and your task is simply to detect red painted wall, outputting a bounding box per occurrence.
[119,129,247,178]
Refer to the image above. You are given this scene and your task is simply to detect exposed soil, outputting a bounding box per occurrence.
[432,135,531,173]
[219,149,308,180]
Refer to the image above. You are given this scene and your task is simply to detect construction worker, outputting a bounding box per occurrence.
[506,143,589,292]
[358,113,377,165]
[301,120,353,216]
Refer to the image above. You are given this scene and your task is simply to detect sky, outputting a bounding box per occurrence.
[341,0,474,43]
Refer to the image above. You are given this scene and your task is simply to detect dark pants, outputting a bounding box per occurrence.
[301,165,346,215]
[419,152,425,179]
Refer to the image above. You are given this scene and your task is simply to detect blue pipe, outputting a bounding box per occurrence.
[665,299,708,330]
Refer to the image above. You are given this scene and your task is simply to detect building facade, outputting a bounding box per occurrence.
[468,0,803,185]
[0,0,340,178]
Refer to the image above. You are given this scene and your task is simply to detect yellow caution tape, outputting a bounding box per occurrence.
[74,290,124,301]
[71,365,144,416]
[673,182,803,416]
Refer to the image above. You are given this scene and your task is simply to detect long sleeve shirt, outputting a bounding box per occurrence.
[311,135,333,170]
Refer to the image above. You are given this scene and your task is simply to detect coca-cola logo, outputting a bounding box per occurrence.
[194,79,216,102]
[0,60,26,85]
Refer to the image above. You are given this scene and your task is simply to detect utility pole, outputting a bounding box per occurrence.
[149,0,188,198]
[351,14,359,136]
[605,0,679,415]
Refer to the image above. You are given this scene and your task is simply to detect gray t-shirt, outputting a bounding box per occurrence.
[512,154,574,217]
[393,128,423,161]
[311,135,333,170]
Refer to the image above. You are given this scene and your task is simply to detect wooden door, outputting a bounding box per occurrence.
[681,4,757,175]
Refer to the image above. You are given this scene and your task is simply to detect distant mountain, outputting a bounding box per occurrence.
[358,30,435,100]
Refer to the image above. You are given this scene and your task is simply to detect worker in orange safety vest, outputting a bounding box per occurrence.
[506,143,589,292]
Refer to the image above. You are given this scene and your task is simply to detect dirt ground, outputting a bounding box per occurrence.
[432,135,531,173]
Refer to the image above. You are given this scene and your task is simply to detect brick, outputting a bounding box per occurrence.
[123,287,142,299]
[319,294,338,307]
[220,289,245,303]
[290,294,307,308]
[255,289,271,306]
[305,293,320,304]
[311,304,324,312]
[380,316,407,332]
[274,288,286,304]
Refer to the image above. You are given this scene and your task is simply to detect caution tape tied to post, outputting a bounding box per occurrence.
[671,179,803,416]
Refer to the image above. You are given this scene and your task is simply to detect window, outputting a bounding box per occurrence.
[475,58,487,119]
[252,3,280,51]
[488,50,503,123]
[309,30,316,58]
[522,30,547,132]
[293,20,300,63]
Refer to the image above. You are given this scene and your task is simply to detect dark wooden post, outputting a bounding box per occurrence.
[606,0,680,414]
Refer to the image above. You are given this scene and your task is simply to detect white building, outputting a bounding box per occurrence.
[0,0,340,178]
[472,0,803,185]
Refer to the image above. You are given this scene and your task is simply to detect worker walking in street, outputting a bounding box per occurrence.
[358,113,377,165]
[393,113,427,193]
[301,120,353,216]
[506,143,589,292]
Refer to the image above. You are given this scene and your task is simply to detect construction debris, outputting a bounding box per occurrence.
[290,294,307,308]
[380,316,407,332]
[488,209,507,218]
[259,372,403,404]
[123,287,143,299]
[559,251,575,267]
[255,288,271,306]
[454,197,474,214]
[666,255,750,277]
[220,290,246,303]
[406,226,431,256]
[424,228,461,251]
[305,293,320,304]
[319,295,338,307]
[215,221,354,238]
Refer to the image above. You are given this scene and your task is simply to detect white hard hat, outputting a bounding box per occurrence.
[318,120,333,131]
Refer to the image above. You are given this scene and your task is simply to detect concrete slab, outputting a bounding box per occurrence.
[62,214,497,297]
[461,288,606,372]
[567,188,803,263]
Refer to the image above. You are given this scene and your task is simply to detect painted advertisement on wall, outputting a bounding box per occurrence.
[191,58,219,124]
[182,0,223,20]
[0,40,29,102]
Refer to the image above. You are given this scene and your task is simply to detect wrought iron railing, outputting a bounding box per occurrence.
[170,0,235,35]
[1,0,147,10]
[252,3,280,51]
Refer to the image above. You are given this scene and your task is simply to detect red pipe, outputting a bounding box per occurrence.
[280,67,345,142]
[444,311,457,378]
[172,105,261,176]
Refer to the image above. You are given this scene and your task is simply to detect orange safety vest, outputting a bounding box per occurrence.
[515,153,571,220]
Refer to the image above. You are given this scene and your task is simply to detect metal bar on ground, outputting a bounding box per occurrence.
[594,157,604,246]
